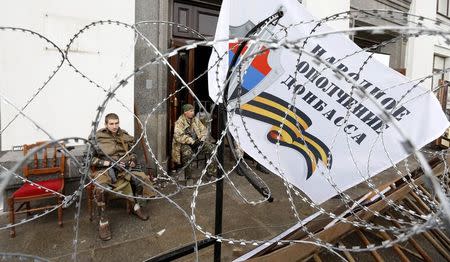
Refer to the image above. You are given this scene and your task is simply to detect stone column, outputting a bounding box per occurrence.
[135,0,171,174]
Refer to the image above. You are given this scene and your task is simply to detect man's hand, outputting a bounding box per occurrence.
[117,162,127,169]
[103,160,111,167]
[128,160,136,168]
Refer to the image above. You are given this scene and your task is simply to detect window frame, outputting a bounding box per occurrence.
[437,0,450,17]
[433,55,446,87]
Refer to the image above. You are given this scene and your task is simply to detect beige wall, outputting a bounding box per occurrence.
[405,0,436,90]
[0,0,135,150]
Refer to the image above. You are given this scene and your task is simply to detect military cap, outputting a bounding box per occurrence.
[182,104,194,112]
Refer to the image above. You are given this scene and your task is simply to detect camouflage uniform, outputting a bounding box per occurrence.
[171,114,217,179]
[90,128,156,221]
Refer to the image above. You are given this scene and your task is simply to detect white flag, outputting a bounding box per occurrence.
[208,0,450,203]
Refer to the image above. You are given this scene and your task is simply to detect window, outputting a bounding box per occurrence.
[438,0,449,16]
[433,55,446,89]
[433,55,450,116]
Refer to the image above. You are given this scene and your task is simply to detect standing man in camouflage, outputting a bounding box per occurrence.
[90,113,157,241]
[172,104,217,181]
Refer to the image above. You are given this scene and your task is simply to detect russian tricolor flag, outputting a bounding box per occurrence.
[228,42,272,92]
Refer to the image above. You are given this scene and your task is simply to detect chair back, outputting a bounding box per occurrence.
[22,141,66,179]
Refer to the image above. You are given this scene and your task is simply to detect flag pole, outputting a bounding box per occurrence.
[214,9,284,261]
[214,103,225,262]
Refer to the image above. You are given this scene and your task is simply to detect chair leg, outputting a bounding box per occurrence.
[126,200,131,215]
[8,198,15,238]
[57,197,63,227]
[25,202,31,217]
[87,185,93,221]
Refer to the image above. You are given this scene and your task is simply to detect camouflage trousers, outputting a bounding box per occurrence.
[180,142,217,179]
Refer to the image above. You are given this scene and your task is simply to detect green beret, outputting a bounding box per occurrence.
[182,104,194,112]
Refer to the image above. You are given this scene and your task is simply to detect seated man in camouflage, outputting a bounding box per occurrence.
[171,104,217,182]
[90,113,157,241]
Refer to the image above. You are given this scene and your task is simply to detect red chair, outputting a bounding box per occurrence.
[8,141,66,237]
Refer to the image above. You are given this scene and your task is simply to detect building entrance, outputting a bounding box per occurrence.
[167,41,218,167]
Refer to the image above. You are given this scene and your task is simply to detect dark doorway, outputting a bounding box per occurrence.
[167,41,218,167]
[193,45,218,139]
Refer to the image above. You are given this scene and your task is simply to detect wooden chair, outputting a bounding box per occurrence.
[8,141,66,237]
[86,167,131,221]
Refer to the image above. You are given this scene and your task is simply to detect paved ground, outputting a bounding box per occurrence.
[0,148,441,261]
[0,158,316,261]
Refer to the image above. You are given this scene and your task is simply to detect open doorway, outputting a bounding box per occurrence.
[167,42,218,167]
[193,45,218,138]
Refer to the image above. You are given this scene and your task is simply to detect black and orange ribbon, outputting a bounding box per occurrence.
[237,92,332,179]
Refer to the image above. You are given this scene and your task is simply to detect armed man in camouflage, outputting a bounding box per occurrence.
[90,113,157,241]
[172,104,217,181]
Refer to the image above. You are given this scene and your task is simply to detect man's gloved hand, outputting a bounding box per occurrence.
[191,139,202,150]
